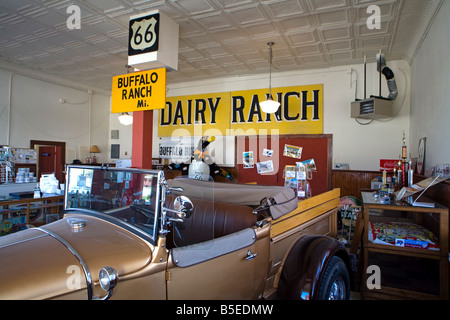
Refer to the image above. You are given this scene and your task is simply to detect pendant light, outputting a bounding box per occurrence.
[118,112,133,125]
[118,64,134,125]
[260,42,280,113]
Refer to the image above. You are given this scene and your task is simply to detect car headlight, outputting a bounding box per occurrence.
[99,267,118,292]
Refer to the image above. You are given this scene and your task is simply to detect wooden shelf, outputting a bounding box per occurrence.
[360,192,448,300]
[0,195,64,235]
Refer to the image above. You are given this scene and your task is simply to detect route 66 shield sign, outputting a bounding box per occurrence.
[128,13,159,56]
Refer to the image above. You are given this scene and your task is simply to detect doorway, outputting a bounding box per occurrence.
[30,140,65,183]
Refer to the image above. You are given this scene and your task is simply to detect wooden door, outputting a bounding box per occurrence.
[38,145,56,176]
[31,140,65,183]
[37,145,63,182]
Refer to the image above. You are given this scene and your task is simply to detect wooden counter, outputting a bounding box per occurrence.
[360,192,448,299]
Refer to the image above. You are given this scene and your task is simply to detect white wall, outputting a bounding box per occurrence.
[1,58,411,173]
[109,109,133,160]
[152,59,411,171]
[0,68,110,164]
[410,0,450,173]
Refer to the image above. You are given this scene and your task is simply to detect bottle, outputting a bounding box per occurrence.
[408,160,414,186]
[305,181,312,198]
[393,167,397,184]
[297,180,306,200]
[33,184,41,198]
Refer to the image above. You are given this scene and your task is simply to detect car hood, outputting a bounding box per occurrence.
[0,214,153,300]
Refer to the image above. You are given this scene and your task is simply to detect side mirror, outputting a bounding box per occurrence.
[173,196,194,219]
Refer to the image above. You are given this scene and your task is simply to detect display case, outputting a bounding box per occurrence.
[361,191,448,299]
[0,195,64,235]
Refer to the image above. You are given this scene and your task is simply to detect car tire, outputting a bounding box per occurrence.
[317,256,350,300]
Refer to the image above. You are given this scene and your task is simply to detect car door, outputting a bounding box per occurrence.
[166,225,270,300]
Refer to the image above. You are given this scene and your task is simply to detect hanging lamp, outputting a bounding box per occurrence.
[118,64,134,125]
[118,112,133,125]
[259,42,280,113]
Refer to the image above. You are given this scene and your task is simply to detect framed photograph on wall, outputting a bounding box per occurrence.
[417,137,426,175]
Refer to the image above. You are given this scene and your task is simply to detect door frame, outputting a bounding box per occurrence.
[30,140,66,182]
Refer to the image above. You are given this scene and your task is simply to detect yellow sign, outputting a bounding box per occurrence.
[230,84,323,135]
[159,92,230,137]
[158,84,323,136]
[111,68,166,113]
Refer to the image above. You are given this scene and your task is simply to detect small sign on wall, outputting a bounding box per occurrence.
[380,159,398,171]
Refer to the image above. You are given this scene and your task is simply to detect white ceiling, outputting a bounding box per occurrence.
[0,0,443,92]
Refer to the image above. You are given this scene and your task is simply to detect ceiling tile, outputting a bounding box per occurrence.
[277,15,312,32]
[194,12,234,30]
[226,4,267,25]
[320,25,352,41]
[173,0,216,15]
[286,30,317,45]
[301,54,326,65]
[328,51,353,61]
[0,0,438,90]
[325,39,353,52]
[265,0,306,18]
[315,9,350,27]
[292,43,323,56]
[308,0,348,11]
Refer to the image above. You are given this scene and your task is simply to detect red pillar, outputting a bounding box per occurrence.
[132,110,153,169]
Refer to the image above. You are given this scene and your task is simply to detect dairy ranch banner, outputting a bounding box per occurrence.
[158,84,323,137]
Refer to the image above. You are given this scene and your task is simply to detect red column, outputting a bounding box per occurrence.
[132,110,153,169]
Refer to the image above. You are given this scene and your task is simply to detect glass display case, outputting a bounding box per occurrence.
[360,191,448,299]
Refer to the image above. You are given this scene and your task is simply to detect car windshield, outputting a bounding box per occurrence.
[65,165,161,242]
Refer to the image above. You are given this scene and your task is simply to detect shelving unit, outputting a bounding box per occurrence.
[0,195,64,235]
[360,192,448,299]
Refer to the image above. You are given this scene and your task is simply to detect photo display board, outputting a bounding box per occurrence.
[236,134,332,196]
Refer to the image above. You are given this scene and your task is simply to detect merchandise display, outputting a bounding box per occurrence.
[368,221,439,250]
[283,162,313,200]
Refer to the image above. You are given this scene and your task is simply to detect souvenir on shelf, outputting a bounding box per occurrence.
[284,162,314,200]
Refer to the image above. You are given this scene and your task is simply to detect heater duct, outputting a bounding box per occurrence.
[381,66,398,100]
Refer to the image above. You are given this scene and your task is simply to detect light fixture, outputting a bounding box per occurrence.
[118,112,133,125]
[117,66,135,126]
[260,41,280,114]
[89,145,100,164]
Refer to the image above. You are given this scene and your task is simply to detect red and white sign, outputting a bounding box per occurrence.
[380,159,399,171]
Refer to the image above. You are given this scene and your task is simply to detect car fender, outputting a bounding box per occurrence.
[277,235,350,300]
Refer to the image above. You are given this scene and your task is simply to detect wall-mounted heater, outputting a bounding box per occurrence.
[351,97,392,119]
[351,51,398,119]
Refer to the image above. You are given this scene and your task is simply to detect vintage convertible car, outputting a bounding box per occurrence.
[0,165,351,300]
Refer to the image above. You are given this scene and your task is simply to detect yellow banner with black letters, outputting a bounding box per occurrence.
[158,84,323,136]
